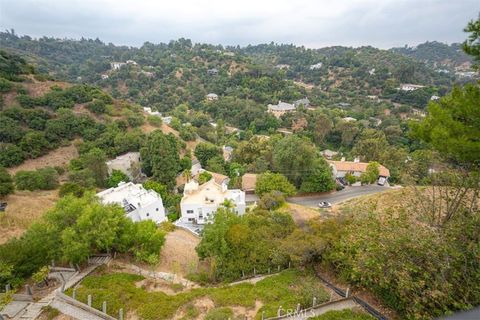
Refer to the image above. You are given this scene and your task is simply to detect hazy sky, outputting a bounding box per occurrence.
[0,0,478,48]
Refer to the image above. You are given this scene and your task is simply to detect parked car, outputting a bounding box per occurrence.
[0,202,7,212]
[318,201,332,208]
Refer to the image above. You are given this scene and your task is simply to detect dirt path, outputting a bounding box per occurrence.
[156,228,201,276]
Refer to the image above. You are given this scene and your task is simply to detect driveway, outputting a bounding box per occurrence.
[287,185,391,208]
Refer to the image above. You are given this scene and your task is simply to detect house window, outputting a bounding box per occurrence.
[199,213,203,219]
[187,210,194,214]
[156,208,159,211]
[188,218,195,222]
[146,213,150,217]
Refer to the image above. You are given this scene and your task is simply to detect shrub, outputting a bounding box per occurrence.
[107,169,130,188]
[198,171,212,184]
[86,100,106,114]
[0,167,14,197]
[258,191,285,210]
[14,167,59,191]
[147,115,162,127]
[59,182,86,198]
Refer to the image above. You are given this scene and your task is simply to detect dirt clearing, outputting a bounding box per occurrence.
[156,228,201,276]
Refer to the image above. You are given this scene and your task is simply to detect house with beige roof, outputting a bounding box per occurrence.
[179,179,246,225]
[241,173,257,193]
[328,159,390,185]
[267,100,296,118]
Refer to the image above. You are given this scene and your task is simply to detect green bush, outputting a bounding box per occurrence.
[14,167,59,191]
[0,167,14,196]
[258,191,285,210]
[205,307,233,320]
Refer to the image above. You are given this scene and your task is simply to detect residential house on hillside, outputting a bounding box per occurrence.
[179,178,246,225]
[399,84,425,91]
[321,149,339,160]
[126,60,137,65]
[101,74,109,80]
[275,64,290,70]
[162,116,172,124]
[207,68,218,75]
[111,62,126,70]
[294,97,310,108]
[97,182,166,224]
[342,116,357,122]
[241,173,257,194]
[267,101,296,118]
[222,146,234,162]
[309,62,323,70]
[329,159,390,186]
[206,93,219,101]
[143,107,161,117]
[106,152,143,181]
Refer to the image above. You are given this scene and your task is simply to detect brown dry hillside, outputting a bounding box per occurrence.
[0,190,58,244]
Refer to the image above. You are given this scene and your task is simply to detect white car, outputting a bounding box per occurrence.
[318,201,332,208]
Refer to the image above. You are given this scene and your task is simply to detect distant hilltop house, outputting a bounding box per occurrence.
[101,74,109,80]
[436,69,450,74]
[206,93,219,101]
[126,60,137,65]
[143,107,161,117]
[399,84,425,91]
[179,176,246,225]
[329,159,390,186]
[412,108,427,117]
[321,149,339,160]
[222,146,234,162]
[97,182,166,224]
[141,70,155,78]
[241,173,257,194]
[162,116,172,125]
[309,62,323,70]
[223,51,235,57]
[342,116,357,122]
[111,62,126,70]
[455,71,477,78]
[294,97,310,108]
[430,95,440,101]
[207,68,218,76]
[275,64,290,70]
[106,152,143,181]
[267,100,296,118]
[337,102,351,108]
[368,68,376,75]
[367,95,378,100]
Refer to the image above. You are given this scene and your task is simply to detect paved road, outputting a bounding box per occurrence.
[287,185,391,208]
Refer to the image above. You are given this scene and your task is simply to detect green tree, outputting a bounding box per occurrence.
[410,84,480,168]
[360,162,380,184]
[107,169,130,188]
[198,171,213,184]
[352,129,389,162]
[194,143,222,167]
[0,167,14,197]
[463,15,480,69]
[300,159,335,193]
[272,135,317,188]
[255,171,296,196]
[141,131,180,189]
[78,148,109,187]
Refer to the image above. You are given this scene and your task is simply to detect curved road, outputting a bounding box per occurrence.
[287,185,391,208]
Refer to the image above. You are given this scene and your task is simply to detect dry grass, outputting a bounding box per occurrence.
[0,190,58,244]
[156,229,203,276]
[285,203,321,226]
[7,143,78,175]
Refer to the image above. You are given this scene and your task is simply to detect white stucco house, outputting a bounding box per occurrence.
[179,179,246,225]
[206,93,219,101]
[111,62,126,70]
[106,152,142,181]
[399,84,425,91]
[97,182,166,224]
[328,160,390,186]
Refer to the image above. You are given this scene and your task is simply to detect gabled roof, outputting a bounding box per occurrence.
[268,101,296,111]
[329,160,390,177]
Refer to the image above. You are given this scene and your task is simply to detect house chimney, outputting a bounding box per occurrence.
[354,157,360,163]
[341,157,346,162]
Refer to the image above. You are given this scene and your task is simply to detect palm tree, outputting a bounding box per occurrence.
[182,169,192,182]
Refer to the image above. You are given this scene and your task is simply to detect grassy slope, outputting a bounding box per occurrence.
[68,268,330,320]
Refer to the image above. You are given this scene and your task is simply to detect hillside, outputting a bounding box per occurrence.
[391,41,473,70]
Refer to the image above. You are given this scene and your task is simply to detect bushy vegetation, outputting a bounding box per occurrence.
[14,167,59,191]
[0,167,14,196]
[0,193,166,288]
[68,268,329,320]
[196,208,295,282]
